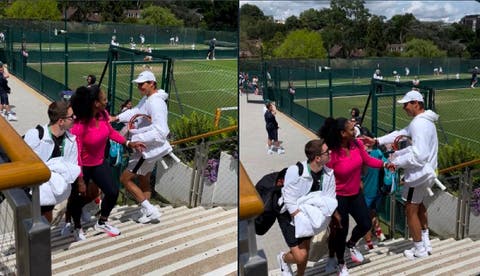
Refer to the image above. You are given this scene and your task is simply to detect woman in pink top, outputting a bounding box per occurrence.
[67,85,144,241]
[318,117,393,274]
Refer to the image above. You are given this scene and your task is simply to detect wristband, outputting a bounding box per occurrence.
[126,140,130,147]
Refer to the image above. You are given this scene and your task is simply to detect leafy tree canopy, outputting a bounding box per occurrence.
[273,29,327,59]
[139,6,183,27]
[5,0,61,20]
[402,38,447,58]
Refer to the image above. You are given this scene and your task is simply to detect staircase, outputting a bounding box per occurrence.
[5,205,237,275]
[269,237,480,275]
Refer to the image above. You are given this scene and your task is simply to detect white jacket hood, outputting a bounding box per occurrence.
[417,110,439,123]
[157,89,168,101]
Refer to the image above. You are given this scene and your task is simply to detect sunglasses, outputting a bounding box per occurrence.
[63,114,76,120]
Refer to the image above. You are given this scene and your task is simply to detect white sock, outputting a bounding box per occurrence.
[141,199,154,210]
[414,241,424,251]
[422,229,431,245]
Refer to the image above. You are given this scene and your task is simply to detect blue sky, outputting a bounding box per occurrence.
[240,1,480,23]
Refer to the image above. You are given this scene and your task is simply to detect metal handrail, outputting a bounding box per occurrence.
[239,162,264,220]
[170,125,237,146]
[0,117,50,190]
[438,159,480,175]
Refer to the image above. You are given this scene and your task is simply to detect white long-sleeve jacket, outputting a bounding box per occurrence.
[377,110,439,187]
[278,161,336,215]
[23,124,80,205]
[118,90,171,160]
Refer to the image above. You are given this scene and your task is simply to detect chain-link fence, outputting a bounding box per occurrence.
[0,199,15,275]
[241,58,480,153]
[0,20,236,61]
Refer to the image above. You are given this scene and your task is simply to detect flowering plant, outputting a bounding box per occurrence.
[471,187,480,216]
[204,159,219,183]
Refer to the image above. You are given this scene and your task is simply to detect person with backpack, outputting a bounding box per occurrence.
[23,101,80,223]
[318,117,395,276]
[276,139,337,276]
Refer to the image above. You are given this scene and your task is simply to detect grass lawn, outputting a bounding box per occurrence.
[295,87,480,151]
[28,58,237,128]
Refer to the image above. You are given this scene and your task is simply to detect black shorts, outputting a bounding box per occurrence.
[41,205,55,213]
[0,93,9,105]
[277,212,312,247]
[267,128,278,141]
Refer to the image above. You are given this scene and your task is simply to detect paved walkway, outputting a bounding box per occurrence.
[4,74,50,135]
[239,93,317,271]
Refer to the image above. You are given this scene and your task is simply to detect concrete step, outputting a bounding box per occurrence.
[269,237,480,276]
[1,205,237,275]
[51,206,237,275]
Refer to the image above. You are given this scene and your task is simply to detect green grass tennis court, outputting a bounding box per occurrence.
[28,58,237,127]
[295,87,480,151]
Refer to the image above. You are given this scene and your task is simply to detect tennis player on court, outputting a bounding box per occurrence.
[363,90,439,260]
[111,70,169,224]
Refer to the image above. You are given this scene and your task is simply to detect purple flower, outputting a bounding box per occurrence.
[471,188,480,216]
[204,159,219,183]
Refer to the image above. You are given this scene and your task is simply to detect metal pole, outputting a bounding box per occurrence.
[64,2,68,90]
[328,54,333,117]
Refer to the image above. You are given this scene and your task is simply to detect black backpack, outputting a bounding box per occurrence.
[254,162,303,235]
[22,125,44,140]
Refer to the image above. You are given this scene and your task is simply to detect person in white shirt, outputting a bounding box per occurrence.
[111,70,170,224]
[23,101,80,223]
[276,139,337,276]
[363,90,438,260]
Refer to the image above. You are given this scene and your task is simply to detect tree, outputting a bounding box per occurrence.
[365,15,387,56]
[139,6,183,27]
[386,14,418,44]
[239,3,265,20]
[263,31,286,58]
[285,15,301,32]
[402,38,447,58]
[5,0,61,20]
[299,8,324,30]
[202,0,237,31]
[273,29,327,59]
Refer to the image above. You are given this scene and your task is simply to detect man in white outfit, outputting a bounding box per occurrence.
[23,101,80,224]
[111,70,170,223]
[364,90,438,260]
[276,139,337,276]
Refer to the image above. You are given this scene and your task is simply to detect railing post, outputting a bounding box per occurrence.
[4,188,51,276]
[389,193,396,239]
[239,219,268,276]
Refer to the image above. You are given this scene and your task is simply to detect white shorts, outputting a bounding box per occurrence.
[401,183,428,204]
[126,151,157,176]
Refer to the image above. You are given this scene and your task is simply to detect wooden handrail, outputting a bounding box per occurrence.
[170,125,237,146]
[0,118,50,190]
[239,162,264,220]
[438,159,480,175]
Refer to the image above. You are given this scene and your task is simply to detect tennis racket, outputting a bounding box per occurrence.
[392,135,446,195]
[127,114,180,169]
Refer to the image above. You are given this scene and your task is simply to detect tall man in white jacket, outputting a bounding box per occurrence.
[23,101,80,223]
[363,90,439,260]
[111,70,169,224]
[276,139,338,276]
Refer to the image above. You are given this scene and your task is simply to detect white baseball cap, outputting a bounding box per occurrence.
[132,70,156,83]
[397,90,424,103]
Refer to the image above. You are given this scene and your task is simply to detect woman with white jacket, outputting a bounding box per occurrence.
[276,139,338,276]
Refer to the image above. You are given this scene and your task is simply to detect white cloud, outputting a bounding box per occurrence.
[240,1,480,23]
